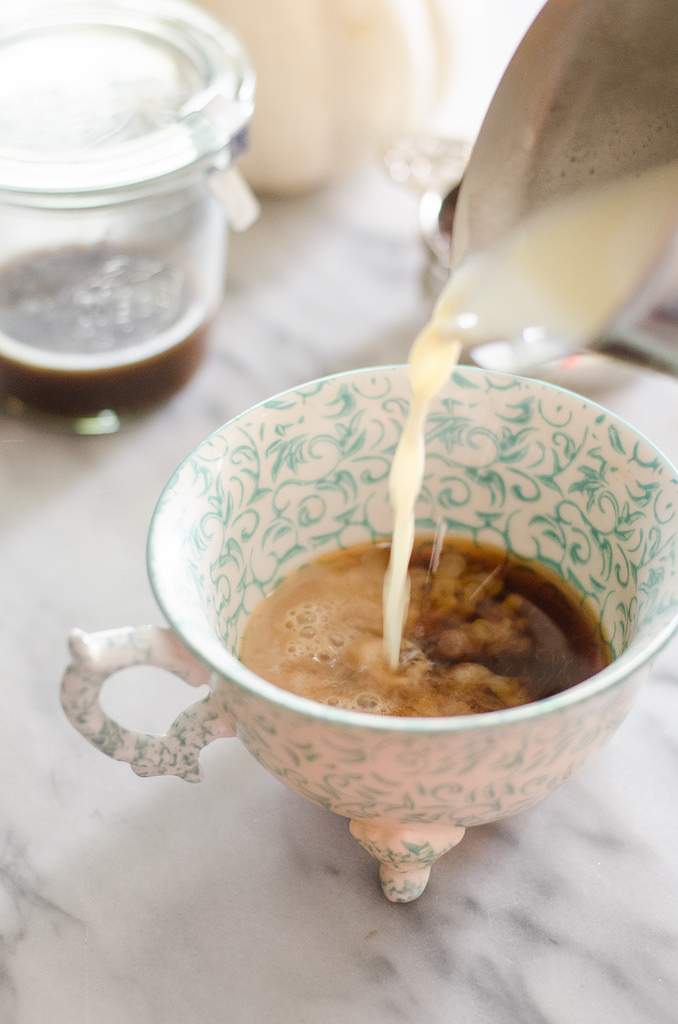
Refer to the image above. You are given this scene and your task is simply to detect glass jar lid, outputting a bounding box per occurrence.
[0,0,255,205]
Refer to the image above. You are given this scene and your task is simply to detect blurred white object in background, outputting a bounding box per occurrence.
[431,0,546,142]
[194,0,545,195]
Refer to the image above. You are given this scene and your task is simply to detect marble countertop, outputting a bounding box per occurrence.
[2,161,677,1024]
[3,10,678,1021]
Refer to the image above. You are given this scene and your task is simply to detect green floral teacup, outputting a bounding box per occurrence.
[61,366,678,901]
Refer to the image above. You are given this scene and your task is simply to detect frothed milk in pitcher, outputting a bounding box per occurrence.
[383,160,678,666]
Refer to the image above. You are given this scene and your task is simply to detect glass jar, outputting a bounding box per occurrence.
[0,0,256,433]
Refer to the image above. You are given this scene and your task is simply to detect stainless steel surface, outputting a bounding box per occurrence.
[450,0,678,376]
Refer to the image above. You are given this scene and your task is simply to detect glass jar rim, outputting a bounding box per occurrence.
[0,0,255,206]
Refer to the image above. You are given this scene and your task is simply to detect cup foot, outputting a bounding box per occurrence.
[349,819,466,902]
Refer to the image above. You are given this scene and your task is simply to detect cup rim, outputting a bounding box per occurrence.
[148,364,678,733]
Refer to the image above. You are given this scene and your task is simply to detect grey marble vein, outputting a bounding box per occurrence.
[2,129,678,1024]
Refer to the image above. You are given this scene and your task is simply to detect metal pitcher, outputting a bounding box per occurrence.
[446,0,678,376]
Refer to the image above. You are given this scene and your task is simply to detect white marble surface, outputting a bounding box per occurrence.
[1,160,677,1024]
[3,10,678,1020]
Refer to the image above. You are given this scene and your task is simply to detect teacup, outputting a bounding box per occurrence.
[61,366,678,901]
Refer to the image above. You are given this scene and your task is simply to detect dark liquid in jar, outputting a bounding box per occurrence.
[239,537,611,717]
[0,243,208,420]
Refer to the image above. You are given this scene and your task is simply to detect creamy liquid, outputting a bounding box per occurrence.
[383,159,678,668]
[240,538,608,717]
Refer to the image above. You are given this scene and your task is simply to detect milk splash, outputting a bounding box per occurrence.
[383,159,678,668]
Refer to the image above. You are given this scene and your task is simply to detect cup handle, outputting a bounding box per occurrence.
[60,625,235,783]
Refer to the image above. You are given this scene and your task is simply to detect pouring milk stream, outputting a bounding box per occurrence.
[383,159,678,668]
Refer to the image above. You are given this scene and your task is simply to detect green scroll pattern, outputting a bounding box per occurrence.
[151,367,678,665]
[144,366,678,832]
